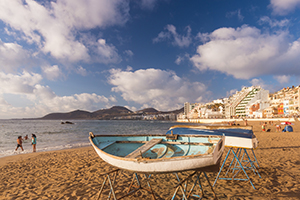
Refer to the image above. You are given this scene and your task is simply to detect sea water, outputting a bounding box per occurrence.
[0,119,184,158]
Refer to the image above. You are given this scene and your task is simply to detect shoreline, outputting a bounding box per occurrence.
[1,120,300,199]
[177,117,298,124]
[0,146,93,167]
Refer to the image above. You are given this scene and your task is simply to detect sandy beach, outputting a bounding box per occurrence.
[1,121,300,199]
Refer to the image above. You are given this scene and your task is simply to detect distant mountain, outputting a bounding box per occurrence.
[135,108,159,114]
[161,107,184,114]
[91,106,133,119]
[135,107,184,115]
[41,110,92,120]
[37,106,183,120]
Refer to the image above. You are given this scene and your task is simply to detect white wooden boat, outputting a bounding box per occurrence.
[167,125,258,149]
[89,132,224,173]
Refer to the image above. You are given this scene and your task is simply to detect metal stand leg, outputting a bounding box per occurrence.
[172,171,218,200]
[251,149,259,168]
[126,173,156,200]
[213,148,259,190]
[213,149,230,187]
[97,169,156,200]
[242,149,261,178]
[97,169,119,200]
[225,148,241,176]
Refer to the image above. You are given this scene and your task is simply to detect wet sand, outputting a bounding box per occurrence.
[1,121,300,199]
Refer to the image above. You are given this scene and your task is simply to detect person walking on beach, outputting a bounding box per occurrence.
[15,136,24,151]
[262,123,266,132]
[276,124,281,132]
[31,134,37,152]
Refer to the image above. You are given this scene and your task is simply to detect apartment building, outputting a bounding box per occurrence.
[184,102,201,118]
[269,86,300,117]
[224,86,269,118]
[182,85,300,120]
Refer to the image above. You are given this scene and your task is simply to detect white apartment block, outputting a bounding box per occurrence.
[225,86,269,118]
[184,102,201,118]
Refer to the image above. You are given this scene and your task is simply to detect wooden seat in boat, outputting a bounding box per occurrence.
[125,138,162,158]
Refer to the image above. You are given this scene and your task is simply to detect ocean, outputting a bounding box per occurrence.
[0,119,186,158]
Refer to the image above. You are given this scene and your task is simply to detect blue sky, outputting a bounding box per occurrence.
[1,0,300,119]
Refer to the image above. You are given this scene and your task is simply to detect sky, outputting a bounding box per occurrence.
[1,0,300,119]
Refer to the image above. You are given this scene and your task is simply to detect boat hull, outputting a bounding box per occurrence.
[168,125,258,149]
[89,133,224,173]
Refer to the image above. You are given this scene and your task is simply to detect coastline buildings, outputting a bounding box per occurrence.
[183,102,201,118]
[269,86,300,117]
[182,85,300,119]
[225,86,269,118]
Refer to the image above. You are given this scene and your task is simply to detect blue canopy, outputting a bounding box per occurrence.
[282,125,293,132]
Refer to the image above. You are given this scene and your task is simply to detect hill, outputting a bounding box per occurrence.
[91,106,133,119]
[41,110,92,120]
[38,106,182,120]
[135,108,159,114]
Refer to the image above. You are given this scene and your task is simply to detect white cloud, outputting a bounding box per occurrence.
[274,75,290,83]
[93,39,121,64]
[108,68,208,110]
[269,0,300,15]
[175,53,189,65]
[0,91,112,119]
[0,96,9,106]
[126,66,133,71]
[175,56,184,65]
[0,39,32,72]
[258,16,289,27]
[153,25,192,48]
[76,66,87,76]
[190,25,300,79]
[40,93,110,112]
[52,0,129,29]
[226,89,238,97]
[139,0,157,10]
[123,50,133,61]
[226,9,244,21]
[124,50,134,57]
[0,0,129,63]
[0,71,42,94]
[42,65,63,80]
[0,71,116,118]
[249,78,267,88]
[109,96,117,102]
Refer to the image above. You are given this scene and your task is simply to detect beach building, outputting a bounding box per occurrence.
[283,100,289,115]
[225,87,253,118]
[187,103,205,119]
[224,86,269,118]
[236,87,260,117]
[204,110,223,119]
[179,85,300,121]
[199,101,224,119]
[244,89,270,118]
[269,86,300,117]
[183,102,201,118]
[184,100,225,119]
[278,103,284,116]
[263,106,278,118]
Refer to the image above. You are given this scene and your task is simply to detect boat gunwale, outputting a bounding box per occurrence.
[91,133,223,139]
[169,125,253,130]
[167,126,256,140]
[89,134,224,163]
[114,140,218,146]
